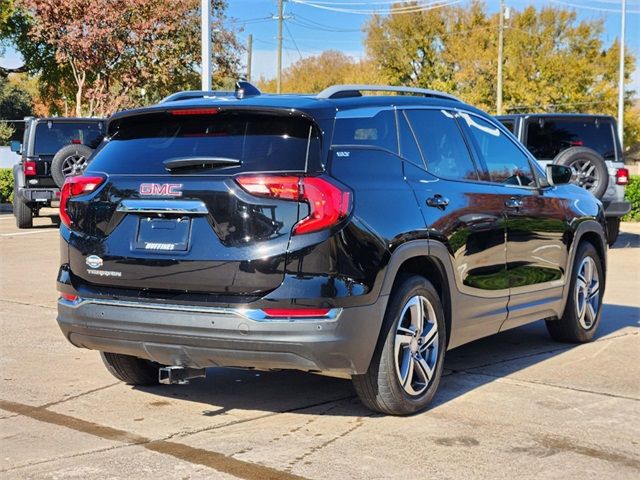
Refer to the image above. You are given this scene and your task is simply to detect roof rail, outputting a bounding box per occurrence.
[160,81,261,103]
[316,84,461,102]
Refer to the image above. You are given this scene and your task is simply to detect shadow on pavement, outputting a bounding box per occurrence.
[133,302,638,417]
[610,228,639,249]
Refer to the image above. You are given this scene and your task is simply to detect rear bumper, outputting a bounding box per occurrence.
[18,187,59,203]
[56,296,388,376]
[602,200,631,217]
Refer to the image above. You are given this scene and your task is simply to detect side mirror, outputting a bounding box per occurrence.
[546,164,573,186]
[10,140,21,154]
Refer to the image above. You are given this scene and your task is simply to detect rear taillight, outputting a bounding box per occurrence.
[236,175,351,235]
[23,161,37,176]
[260,308,331,318]
[59,292,79,302]
[616,168,629,185]
[59,175,105,227]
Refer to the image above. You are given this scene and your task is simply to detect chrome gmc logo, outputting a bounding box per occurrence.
[139,183,183,197]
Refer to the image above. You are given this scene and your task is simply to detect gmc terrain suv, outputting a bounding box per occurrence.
[11,116,105,228]
[56,83,607,415]
[497,114,630,245]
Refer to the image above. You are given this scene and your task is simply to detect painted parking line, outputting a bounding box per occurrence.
[0,398,309,480]
[0,229,59,237]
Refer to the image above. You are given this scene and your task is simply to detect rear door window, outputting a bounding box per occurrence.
[88,111,321,175]
[332,109,397,154]
[525,117,616,161]
[498,119,515,133]
[405,109,479,181]
[34,121,104,155]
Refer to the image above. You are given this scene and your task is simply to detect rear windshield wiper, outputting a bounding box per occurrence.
[163,156,241,171]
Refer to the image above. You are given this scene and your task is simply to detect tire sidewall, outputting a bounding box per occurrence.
[380,276,447,414]
[553,147,608,199]
[51,144,94,188]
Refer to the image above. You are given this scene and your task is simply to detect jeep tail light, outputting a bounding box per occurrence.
[59,175,105,227]
[261,308,331,318]
[236,175,351,235]
[616,168,629,185]
[23,161,37,176]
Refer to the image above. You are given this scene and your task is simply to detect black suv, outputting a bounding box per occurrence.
[497,114,631,244]
[56,84,607,415]
[11,116,105,228]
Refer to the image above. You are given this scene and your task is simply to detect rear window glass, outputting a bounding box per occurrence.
[525,118,616,161]
[34,121,104,155]
[332,110,397,153]
[87,111,321,175]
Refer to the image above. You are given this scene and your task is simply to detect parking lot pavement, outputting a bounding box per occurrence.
[0,212,638,480]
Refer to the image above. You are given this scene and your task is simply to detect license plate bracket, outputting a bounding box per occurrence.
[134,217,191,252]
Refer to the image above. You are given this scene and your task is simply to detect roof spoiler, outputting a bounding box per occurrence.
[160,81,261,103]
[316,84,461,102]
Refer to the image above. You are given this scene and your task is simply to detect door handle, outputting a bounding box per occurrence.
[504,197,524,209]
[426,194,449,209]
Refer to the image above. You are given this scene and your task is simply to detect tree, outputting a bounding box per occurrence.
[363,1,638,144]
[0,75,33,119]
[7,0,242,116]
[258,51,380,93]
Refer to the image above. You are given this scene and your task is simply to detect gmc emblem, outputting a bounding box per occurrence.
[139,183,183,197]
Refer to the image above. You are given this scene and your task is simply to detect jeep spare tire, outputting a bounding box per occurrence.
[552,147,608,199]
[51,144,94,188]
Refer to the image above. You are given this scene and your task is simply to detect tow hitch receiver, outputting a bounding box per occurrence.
[158,366,206,385]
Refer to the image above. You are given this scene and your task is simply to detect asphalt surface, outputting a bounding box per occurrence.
[1,210,638,479]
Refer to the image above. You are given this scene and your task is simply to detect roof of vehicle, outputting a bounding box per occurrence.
[496,113,616,121]
[26,117,106,123]
[106,83,493,131]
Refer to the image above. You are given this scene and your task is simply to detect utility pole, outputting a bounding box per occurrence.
[247,34,253,81]
[617,0,626,149]
[276,0,284,93]
[201,0,212,91]
[496,0,505,115]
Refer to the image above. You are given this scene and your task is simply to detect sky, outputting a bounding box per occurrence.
[1,0,639,94]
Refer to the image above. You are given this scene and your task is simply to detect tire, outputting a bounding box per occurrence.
[352,275,446,415]
[606,218,620,246]
[51,144,94,188]
[545,242,604,343]
[553,147,608,199]
[100,352,161,386]
[13,190,33,229]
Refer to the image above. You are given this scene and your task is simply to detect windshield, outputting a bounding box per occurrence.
[34,121,105,155]
[525,118,617,161]
[87,111,322,175]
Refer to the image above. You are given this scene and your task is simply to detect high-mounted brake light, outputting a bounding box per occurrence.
[236,175,351,235]
[261,308,331,318]
[59,175,105,227]
[616,168,629,185]
[169,108,220,116]
[23,161,37,176]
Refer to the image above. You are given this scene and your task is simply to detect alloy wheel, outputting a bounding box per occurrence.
[569,158,600,192]
[394,295,439,396]
[575,256,600,330]
[61,154,88,177]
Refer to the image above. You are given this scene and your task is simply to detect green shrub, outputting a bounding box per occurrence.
[0,168,13,204]
[622,175,640,222]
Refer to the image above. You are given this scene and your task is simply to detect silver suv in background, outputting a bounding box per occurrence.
[497,114,630,245]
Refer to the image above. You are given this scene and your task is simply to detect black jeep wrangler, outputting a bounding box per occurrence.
[11,116,105,228]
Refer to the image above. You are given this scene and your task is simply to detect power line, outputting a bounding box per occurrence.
[549,0,640,14]
[290,0,462,15]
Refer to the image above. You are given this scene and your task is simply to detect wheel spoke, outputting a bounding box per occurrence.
[419,323,438,352]
[585,301,597,327]
[409,297,424,333]
[395,334,413,357]
[414,356,434,384]
[400,350,414,387]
